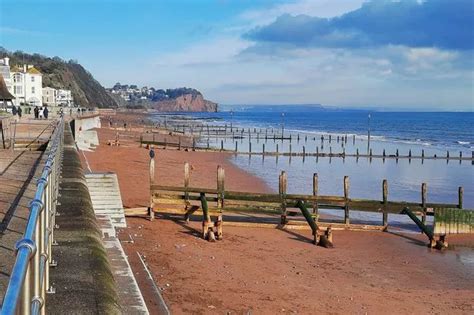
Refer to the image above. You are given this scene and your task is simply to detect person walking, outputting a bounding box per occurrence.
[17,106,22,119]
[34,106,39,119]
[44,106,49,119]
[39,107,44,119]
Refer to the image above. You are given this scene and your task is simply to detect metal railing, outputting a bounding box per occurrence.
[0,116,64,315]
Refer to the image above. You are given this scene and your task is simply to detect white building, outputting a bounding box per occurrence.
[10,64,43,106]
[43,87,58,106]
[57,89,73,106]
[0,57,12,92]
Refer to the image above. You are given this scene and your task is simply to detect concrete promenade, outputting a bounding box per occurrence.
[1,118,125,313]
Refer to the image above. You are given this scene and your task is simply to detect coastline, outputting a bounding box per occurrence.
[79,111,474,314]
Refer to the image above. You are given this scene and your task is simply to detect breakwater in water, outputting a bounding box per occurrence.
[148,109,474,208]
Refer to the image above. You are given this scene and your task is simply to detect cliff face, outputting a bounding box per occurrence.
[1,48,118,108]
[152,93,218,112]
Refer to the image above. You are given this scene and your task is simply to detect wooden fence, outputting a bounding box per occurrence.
[124,161,473,248]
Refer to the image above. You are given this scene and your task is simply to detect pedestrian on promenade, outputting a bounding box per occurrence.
[44,106,49,119]
[34,106,39,119]
[17,106,22,119]
[12,105,17,116]
[39,107,44,119]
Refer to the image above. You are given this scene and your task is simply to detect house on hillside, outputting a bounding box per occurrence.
[10,64,43,106]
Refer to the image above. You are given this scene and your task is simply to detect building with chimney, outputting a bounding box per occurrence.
[10,64,43,106]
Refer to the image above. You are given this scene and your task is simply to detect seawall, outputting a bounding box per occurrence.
[48,122,121,314]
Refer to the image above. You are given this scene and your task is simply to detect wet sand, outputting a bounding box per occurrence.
[79,113,474,314]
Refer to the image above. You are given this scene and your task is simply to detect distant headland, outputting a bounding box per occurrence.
[0,47,217,112]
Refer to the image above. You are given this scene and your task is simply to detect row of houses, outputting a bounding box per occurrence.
[0,57,73,107]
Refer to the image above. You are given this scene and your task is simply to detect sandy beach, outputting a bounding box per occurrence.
[79,112,474,314]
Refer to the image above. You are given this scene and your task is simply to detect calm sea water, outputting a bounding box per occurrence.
[151,106,474,210]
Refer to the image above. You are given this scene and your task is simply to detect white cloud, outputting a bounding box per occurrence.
[240,0,366,26]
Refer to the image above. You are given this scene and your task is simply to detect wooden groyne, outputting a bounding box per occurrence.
[139,134,474,162]
[125,161,473,249]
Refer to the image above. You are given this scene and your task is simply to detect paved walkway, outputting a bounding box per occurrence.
[0,150,47,302]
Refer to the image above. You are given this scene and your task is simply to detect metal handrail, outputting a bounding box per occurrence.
[0,116,64,315]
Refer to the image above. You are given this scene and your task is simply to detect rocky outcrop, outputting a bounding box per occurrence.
[153,93,218,112]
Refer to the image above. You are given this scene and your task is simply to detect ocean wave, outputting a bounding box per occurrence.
[457,141,470,145]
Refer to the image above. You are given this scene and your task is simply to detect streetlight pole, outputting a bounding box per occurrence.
[367,114,371,154]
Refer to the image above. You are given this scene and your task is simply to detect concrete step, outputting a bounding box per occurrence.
[85,173,126,228]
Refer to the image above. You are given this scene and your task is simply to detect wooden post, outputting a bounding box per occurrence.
[217,166,225,209]
[262,143,265,155]
[344,176,350,225]
[235,141,238,152]
[382,179,388,228]
[383,149,386,157]
[221,140,224,151]
[316,146,319,156]
[421,149,425,158]
[249,142,252,154]
[289,144,292,155]
[396,149,399,157]
[276,143,279,155]
[356,148,359,157]
[409,149,412,158]
[313,173,319,218]
[178,137,181,150]
[149,149,155,221]
[279,171,287,224]
[303,146,306,156]
[459,151,462,160]
[458,187,463,209]
[421,183,427,225]
[447,150,449,159]
[184,162,190,212]
[192,138,196,151]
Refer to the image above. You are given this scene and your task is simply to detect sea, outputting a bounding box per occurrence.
[150,105,474,216]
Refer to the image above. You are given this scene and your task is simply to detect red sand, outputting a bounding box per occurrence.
[80,116,474,314]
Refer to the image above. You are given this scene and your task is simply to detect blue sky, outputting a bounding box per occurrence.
[0,0,473,110]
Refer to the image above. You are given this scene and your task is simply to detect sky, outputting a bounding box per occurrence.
[0,0,473,110]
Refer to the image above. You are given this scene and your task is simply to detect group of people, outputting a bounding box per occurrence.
[11,105,22,118]
[10,105,50,120]
[33,106,49,120]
